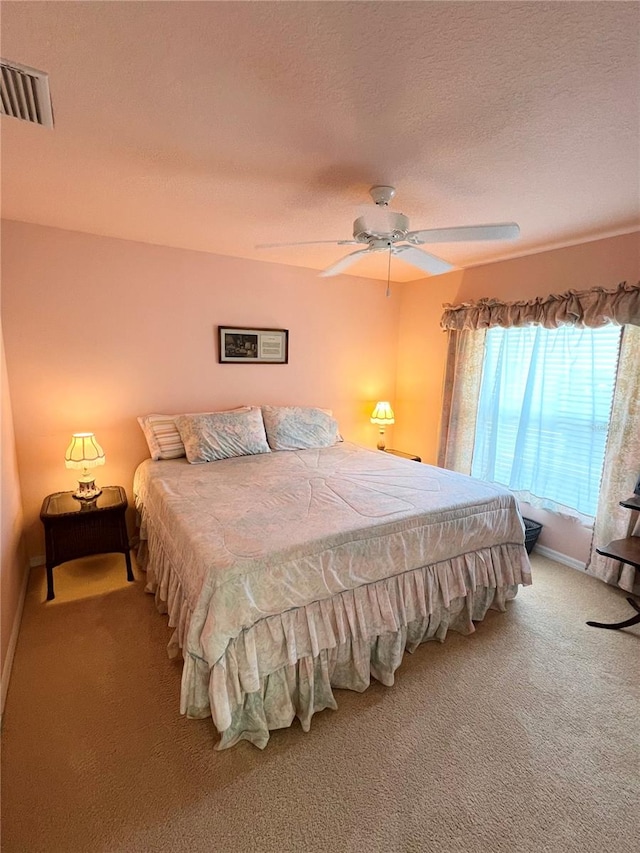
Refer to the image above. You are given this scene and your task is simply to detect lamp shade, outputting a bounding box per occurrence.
[370,402,395,425]
[64,433,105,469]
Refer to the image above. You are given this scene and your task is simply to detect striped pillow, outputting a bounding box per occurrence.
[137,414,185,460]
[138,408,251,460]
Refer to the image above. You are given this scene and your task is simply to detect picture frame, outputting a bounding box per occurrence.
[218,326,289,364]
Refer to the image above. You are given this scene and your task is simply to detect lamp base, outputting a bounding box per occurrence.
[376,428,386,451]
[73,478,102,501]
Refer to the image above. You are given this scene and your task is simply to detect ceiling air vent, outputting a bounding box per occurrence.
[0,59,53,128]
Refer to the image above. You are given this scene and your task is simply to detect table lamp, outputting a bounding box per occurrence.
[65,432,105,499]
[370,402,395,450]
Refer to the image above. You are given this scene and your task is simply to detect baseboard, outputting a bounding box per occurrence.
[1,562,30,722]
[533,544,586,573]
[30,555,45,568]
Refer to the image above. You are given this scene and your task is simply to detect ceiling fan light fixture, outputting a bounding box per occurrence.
[353,211,409,243]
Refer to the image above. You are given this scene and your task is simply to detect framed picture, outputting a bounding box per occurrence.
[218,326,289,364]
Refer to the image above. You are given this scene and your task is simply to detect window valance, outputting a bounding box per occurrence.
[441,281,640,331]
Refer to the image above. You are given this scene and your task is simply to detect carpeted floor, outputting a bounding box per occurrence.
[1,552,638,853]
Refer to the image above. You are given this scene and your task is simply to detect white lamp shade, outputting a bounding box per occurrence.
[370,402,395,425]
[64,433,106,469]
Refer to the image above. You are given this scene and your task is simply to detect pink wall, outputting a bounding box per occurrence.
[3,221,638,570]
[1,220,399,558]
[394,231,640,564]
[1,323,28,686]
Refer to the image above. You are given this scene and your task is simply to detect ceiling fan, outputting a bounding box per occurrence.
[256,186,520,278]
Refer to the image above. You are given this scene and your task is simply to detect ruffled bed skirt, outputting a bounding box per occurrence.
[140,521,531,750]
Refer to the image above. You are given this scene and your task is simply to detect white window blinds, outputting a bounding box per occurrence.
[471,324,622,518]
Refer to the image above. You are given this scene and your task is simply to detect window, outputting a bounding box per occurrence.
[471,324,622,518]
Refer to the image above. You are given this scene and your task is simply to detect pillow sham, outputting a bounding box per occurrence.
[137,407,251,460]
[261,405,340,451]
[137,414,186,460]
[175,407,270,464]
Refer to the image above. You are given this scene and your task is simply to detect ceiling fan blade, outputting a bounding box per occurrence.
[318,248,372,277]
[255,239,359,249]
[392,244,454,276]
[407,222,520,244]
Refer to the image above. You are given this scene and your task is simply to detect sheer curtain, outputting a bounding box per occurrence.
[437,329,485,474]
[439,282,640,591]
[586,324,640,592]
[470,324,621,522]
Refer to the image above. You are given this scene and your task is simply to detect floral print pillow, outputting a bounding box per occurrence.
[175,408,270,463]
[261,406,340,451]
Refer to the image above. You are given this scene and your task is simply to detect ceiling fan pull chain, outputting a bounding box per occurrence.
[386,244,392,297]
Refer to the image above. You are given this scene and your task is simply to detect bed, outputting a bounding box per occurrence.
[134,440,531,749]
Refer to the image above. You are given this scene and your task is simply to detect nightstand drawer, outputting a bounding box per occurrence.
[43,511,128,566]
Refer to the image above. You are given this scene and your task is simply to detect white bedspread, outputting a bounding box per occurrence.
[134,442,529,672]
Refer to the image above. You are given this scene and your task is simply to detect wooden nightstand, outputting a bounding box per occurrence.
[383,449,422,462]
[40,486,133,601]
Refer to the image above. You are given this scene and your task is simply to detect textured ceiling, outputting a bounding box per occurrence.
[1,1,639,282]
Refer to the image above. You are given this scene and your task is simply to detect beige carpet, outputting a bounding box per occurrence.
[1,552,638,853]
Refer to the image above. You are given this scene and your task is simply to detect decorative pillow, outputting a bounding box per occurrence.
[261,406,340,451]
[137,407,251,460]
[175,407,270,464]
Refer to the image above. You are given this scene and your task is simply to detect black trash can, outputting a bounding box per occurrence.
[522,517,543,554]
